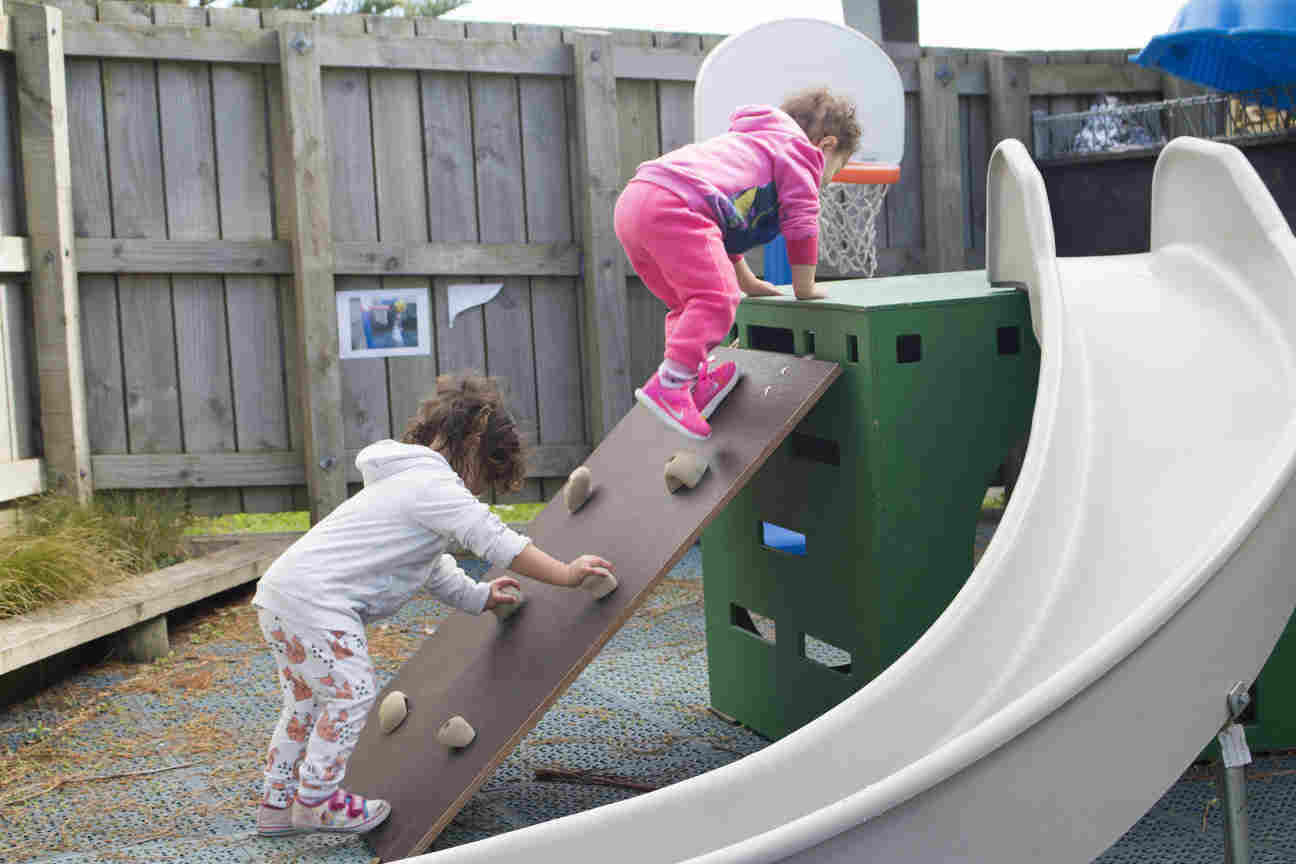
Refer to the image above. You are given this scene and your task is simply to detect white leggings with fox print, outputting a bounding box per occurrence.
[258,609,377,807]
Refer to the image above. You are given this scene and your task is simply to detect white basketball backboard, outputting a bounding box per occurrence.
[694,18,905,169]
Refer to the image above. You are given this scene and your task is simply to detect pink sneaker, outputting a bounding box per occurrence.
[290,787,391,834]
[635,373,711,440]
[692,359,741,419]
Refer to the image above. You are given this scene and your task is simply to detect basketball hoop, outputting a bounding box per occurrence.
[819,161,899,279]
[692,19,906,281]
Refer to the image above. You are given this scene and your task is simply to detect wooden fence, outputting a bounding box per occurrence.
[0,1,1193,520]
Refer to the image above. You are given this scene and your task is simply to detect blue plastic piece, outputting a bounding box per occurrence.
[761,522,807,556]
[763,234,792,285]
[1132,0,1296,107]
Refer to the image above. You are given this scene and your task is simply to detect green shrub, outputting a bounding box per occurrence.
[0,491,195,619]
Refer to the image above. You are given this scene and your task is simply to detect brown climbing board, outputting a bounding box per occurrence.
[348,348,840,861]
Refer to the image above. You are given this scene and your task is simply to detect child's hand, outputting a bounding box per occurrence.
[564,555,615,588]
[484,576,523,610]
[740,279,784,298]
[795,285,830,301]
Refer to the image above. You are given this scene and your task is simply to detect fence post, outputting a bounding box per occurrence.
[919,54,965,274]
[988,53,1032,149]
[570,30,632,442]
[12,2,92,501]
[277,21,346,523]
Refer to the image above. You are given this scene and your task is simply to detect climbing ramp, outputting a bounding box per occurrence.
[346,349,840,861]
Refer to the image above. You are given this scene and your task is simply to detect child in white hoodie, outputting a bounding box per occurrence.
[252,374,615,836]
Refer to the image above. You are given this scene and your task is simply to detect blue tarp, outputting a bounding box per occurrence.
[1132,0,1296,105]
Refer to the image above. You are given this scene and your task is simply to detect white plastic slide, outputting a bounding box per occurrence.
[399,137,1296,863]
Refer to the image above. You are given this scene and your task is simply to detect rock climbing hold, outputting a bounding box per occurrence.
[438,715,476,749]
[580,570,618,599]
[379,691,409,735]
[565,465,593,513]
[665,451,709,493]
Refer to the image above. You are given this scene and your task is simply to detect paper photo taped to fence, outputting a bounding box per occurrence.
[337,287,432,359]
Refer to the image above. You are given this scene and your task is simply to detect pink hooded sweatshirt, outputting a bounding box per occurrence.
[631,105,826,266]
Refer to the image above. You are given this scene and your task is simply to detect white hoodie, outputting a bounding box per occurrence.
[252,440,532,633]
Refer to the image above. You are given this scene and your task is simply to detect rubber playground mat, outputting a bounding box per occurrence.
[3,524,1295,864]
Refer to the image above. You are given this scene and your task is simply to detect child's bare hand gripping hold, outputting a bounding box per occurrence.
[509,546,616,591]
[484,576,523,611]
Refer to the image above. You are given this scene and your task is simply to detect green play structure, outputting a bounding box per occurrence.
[701,270,1039,740]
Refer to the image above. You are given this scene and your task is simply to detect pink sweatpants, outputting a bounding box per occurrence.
[614,181,742,373]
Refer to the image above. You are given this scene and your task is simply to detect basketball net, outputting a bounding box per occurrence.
[818,181,890,278]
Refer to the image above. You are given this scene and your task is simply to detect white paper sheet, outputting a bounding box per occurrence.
[448,283,504,328]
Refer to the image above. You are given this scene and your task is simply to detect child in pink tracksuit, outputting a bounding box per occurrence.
[615,87,861,440]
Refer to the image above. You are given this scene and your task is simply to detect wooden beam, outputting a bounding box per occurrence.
[612,45,702,81]
[63,19,280,64]
[0,538,290,677]
[316,32,571,74]
[13,3,92,501]
[91,445,590,488]
[570,30,632,441]
[0,458,45,502]
[919,55,965,274]
[334,241,581,276]
[0,235,27,272]
[988,54,1032,147]
[73,238,582,276]
[278,21,346,524]
[1028,62,1162,96]
[76,238,292,274]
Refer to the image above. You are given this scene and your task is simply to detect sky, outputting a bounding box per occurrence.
[440,0,1188,51]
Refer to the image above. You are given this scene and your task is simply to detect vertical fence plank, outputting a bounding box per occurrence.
[211,6,293,513]
[884,92,923,274]
[366,16,433,454]
[278,18,346,523]
[0,286,33,464]
[571,30,631,441]
[66,8,127,461]
[154,5,239,515]
[988,54,1032,147]
[614,31,665,396]
[519,23,582,501]
[264,8,313,512]
[467,21,540,503]
[415,17,486,390]
[12,3,92,497]
[0,43,30,466]
[101,2,181,458]
[321,15,389,474]
[958,93,972,256]
[563,32,588,443]
[919,54,964,273]
[965,94,989,268]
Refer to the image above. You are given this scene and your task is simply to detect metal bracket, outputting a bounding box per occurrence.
[1227,681,1251,722]
[318,456,336,471]
[290,33,312,56]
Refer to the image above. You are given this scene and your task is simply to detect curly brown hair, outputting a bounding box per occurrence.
[780,86,861,156]
[401,373,528,495]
